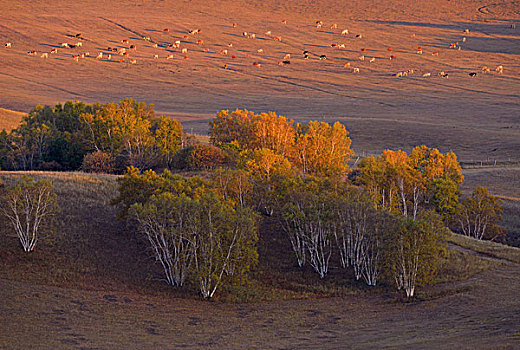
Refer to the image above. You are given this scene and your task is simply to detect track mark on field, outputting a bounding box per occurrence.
[0,72,84,98]
[99,17,147,39]
[227,68,395,107]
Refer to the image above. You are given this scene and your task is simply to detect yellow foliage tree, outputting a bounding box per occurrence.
[358,146,463,219]
[293,121,354,176]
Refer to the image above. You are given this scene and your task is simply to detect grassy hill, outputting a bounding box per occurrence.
[0,171,519,348]
[0,108,25,132]
[0,0,519,161]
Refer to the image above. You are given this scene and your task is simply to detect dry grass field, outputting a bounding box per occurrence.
[0,0,519,161]
[0,171,520,348]
[0,108,25,132]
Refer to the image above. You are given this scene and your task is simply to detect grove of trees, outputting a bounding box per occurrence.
[0,99,183,172]
[0,101,506,299]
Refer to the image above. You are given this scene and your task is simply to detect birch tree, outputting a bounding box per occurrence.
[384,211,447,297]
[457,186,503,240]
[0,177,59,252]
[130,193,197,286]
[278,177,334,277]
[191,192,258,298]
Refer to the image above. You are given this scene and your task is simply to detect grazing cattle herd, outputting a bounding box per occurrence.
[2,19,512,79]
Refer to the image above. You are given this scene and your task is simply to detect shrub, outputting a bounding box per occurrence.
[185,145,226,170]
[82,151,115,174]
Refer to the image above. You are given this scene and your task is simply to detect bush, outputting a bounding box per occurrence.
[82,151,115,174]
[38,161,63,171]
[172,145,226,171]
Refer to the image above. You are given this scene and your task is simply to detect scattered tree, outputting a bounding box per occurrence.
[0,177,59,252]
[457,186,503,240]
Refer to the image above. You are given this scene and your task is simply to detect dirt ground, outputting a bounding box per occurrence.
[0,0,519,161]
[1,259,519,349]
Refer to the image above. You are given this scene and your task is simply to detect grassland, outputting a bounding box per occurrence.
[1,0,519,162]
[0,108,25,132]
[0,171,519,348]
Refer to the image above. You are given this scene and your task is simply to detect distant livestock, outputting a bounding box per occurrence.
[5,42,12,48]
[341,29,349,35]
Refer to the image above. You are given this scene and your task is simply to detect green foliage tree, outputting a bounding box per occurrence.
[125,173,258,298]
[276,176,336,274]
[191,192,258,298]
[0,176,59,252]
[456,186,503,240]
[382,210,448,297]
[131,192,198,286]
[111,167,208,219]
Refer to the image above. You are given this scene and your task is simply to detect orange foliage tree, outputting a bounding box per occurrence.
[209,109,354,176]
